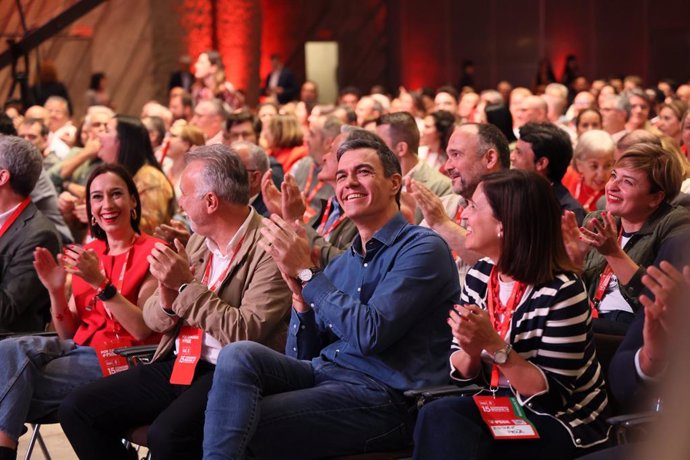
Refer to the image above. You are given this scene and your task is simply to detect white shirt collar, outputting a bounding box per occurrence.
[0,202,21,229]
[205,207,254,258]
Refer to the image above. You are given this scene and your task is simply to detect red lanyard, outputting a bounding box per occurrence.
[316,199,347,239]
[593,227,625,306]
[170,234,245,386]
[302,163,326,224]
[0,197,30,239]
[201,235,246,292]
[304,163,325,204]
[487,267,526,388]
[94,235,138,316]
[574,179,598,212]
[454,205,464,224]
[159,139,170,164]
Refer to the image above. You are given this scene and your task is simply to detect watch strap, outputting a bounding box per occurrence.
[96,283,117,301]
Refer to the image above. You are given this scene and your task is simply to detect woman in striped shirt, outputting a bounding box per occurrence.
[413,170,610,460]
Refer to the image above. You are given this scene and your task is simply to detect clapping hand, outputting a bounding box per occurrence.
[147,239,195,290]
[61,245,106,288]
[638,261,690,375]
[448,304,502,357]
[578,211,621,257]
[154,219,191,246]
[33,247,67,293]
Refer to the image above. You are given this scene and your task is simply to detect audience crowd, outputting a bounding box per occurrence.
[0,51,689,460]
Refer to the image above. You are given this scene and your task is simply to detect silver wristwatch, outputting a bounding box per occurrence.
[297,267,320,284]
[492,343,512,365]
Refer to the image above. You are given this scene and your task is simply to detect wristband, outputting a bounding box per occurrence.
[96,283,117,301]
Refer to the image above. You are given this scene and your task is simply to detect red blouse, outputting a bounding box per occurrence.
[270,145,308,174]
[563,166,604,212]
[71,233,162,348]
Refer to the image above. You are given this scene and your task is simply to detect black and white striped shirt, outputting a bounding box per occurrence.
[454,259,611,448]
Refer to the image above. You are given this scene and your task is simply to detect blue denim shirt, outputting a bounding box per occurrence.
[287,213,459,390]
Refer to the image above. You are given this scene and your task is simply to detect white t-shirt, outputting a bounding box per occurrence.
[598,234,634,314]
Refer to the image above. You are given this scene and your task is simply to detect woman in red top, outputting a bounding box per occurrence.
[0,164,161,458]
[264,114,307,174]
[564,129,615,212]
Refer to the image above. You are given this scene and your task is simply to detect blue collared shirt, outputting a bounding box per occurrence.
[287,213,459,390]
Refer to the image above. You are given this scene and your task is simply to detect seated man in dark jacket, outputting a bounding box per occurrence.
[0,135,61,332]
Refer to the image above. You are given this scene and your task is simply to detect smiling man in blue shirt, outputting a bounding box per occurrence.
[203,130,460,459]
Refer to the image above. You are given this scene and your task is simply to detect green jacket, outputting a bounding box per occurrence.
[582,202,690,312]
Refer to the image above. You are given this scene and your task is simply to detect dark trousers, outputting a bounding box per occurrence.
[59,357,215,460]
[413,394,601,460]
[594,311,636,335]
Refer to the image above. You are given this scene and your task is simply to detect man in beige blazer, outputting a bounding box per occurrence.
[59,144,291,460]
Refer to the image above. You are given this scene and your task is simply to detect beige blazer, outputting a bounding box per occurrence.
[143,210,291,362]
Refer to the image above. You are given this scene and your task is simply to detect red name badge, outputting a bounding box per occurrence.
[95,338,132,376]
[473,395,540,440]
[169,325,204,385]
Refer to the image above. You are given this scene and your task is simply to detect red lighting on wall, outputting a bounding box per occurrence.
[180,0,261,101]
[179,0,213,64]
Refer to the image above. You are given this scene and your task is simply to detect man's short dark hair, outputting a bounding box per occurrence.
[436,85,459,101]
[226,110,260,137]
[337,105,357,124]
[336,129,401,205]
[476,123,510,170]
[518,122,573,183]
[376,112,420,154]
[0,136,43,197]
[339,86,361,98]
[23,118,49,137]
[458,123,510,170]
[173,91,193,109]
[0,114,17,136]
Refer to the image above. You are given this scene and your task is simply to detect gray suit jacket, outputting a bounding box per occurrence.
[0,202,61,332]
[31,169,73,244]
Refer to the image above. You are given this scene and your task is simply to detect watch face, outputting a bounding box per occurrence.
[297,268,313,282]
[494,350,508,365]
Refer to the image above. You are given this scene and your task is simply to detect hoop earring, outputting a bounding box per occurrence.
[90,216,97,226]
[131,209,138,220]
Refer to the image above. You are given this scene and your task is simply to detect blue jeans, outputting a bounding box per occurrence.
[0,335,101,441]
[203,341,413,460]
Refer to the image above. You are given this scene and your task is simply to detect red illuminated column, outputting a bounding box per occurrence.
[217,0,262,105]
[180,0,214,63]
